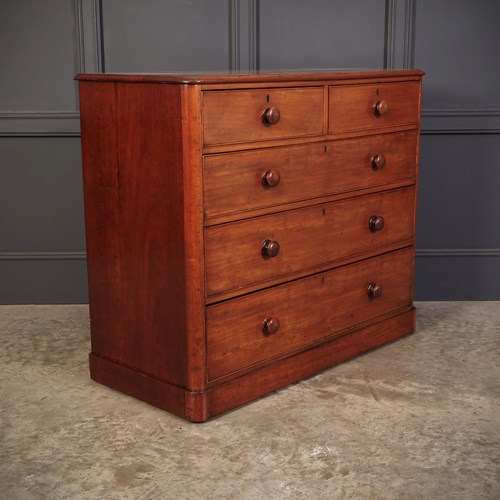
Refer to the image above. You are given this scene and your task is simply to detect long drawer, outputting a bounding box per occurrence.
[207,247,414,380]
[205,186,415,296]
[202,87,324,146]
[203,130,417,219]
[329,82,420,134]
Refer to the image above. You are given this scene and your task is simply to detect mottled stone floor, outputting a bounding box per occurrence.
[1,302,499,499]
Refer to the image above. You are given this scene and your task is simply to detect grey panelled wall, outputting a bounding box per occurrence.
[1,0,499,303]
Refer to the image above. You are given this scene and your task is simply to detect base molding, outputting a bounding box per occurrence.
[89,307,416,422]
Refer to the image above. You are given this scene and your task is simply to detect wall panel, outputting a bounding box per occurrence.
[101,0,230,72]
[1,0,499,302]
[258,0,387,69]
[0,0,79,112]
[0,138,86,252]
[414,0,500,110]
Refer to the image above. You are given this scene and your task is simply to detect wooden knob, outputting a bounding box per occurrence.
[374,100,388,116]
[367,282,383,299]
[371,154,386,170]
[263,317,280,335]
[261,239,280,258]
[261,169,281,188]
[369,215,385,232]
[262,107,281,124]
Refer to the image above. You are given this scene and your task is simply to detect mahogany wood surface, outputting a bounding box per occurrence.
[203,130,417,219]
[80,82,191,389]
[76,68,424,84]
[202,87,324,146]
[77,69,423,421]
[208,308,416,417]
[205,187,415,296]
[179,85,207,392]
[207,248,414,380]
[329,82,420,134]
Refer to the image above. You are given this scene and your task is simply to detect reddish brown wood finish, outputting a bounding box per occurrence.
[77,69,423,422]
[208,307,416,417]
[329,82,420,133]
[203,130,418,219]
[80,82,202,392]
[76,68,424,85]
[207,248,414,380]
[205,187,415,296]
[202,87,324,145]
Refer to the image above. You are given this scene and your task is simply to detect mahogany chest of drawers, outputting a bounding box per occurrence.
[77,69,424,422]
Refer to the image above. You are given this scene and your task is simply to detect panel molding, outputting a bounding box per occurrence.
[421,108,500,133]
[0,0,103,137]
[75,0,105,73]
[0,112,81,137]
[402,0,415,68]
[248,0,259,70]
[384,0,397,69]
[0,252,87,261]
[229,0,240,70]
[416,249,500,258]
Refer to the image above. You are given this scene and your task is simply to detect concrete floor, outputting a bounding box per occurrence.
[0,302,499,499]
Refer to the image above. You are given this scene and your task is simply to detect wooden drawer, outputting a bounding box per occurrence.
[329,82,420,134]
[205,187,415,296]
[207,247,414,380]
[203,130,417,219]
[202,87,324,146]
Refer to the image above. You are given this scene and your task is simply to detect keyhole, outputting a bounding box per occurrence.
[322,208,326,216]
[376,88,379,95]
[266,94,270,102]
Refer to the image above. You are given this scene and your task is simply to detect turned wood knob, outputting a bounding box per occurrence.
[368,215,385,232]
[263,317,280,335]
[371,154,386,170]
[262,106,281,124]
[261,169,281,188]
[261,239,280,258]
[374,99,388,116]
[367,282,383,299]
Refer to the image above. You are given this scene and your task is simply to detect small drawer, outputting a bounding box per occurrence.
[207,247,414,380]
[205,187,415,296]
[329,82,420,134]
[203,130,418,219]
[202,87,324,146]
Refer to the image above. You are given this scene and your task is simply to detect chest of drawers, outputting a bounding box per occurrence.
[77,69,423,422]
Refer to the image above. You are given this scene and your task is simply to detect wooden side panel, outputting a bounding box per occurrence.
[207,248,414,380]
[205,186,415,296]
[203,130,418,219]
[180,85,207,392]
[80,81,188,386]
[329,82,420,133]
[202,87,324,145]
[79,82,126,361]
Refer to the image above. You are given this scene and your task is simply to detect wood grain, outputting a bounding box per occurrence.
[202,87,323,145]
[203,130,418,219]
[80,81,189,388]
[207,248,414,379]
[75,69,424,84]
[78,70,423,421]
[207,307,416,418]
[205,187,415,296]
[329,82,420,133]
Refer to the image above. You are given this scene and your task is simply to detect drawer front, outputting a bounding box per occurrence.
[202,87,324,146]
[207,247,414,380]
[205,187,415,296]
[204,130,417,219]
[329,82,420,134]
